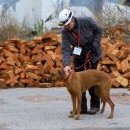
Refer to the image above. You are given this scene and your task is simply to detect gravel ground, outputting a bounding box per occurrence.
[0,87,130,130]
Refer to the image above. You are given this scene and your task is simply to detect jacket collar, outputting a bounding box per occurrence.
[71,17,80,33]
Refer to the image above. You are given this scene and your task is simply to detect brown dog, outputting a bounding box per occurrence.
[52,69,115,120]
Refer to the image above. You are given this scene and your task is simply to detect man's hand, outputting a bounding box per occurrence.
[64,66,71,76]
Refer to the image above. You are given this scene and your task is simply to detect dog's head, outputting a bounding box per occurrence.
[50,68,75,82]
[50,68,65,82]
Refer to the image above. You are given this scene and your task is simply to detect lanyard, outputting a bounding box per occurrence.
[71,31,81,47]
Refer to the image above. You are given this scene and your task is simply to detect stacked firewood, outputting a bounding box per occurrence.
[0,24,130,89]
[0,32,64,88]
[98,38,130,89]
[98,24,130,90]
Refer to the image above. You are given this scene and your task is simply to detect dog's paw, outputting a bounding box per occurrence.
[74,115,80,120]
[100,110,104,113]
[107,115,113,119]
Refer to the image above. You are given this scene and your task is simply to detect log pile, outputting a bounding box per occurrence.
[0,24,130,90]
[0,32,64,88]
[98,24,130,90]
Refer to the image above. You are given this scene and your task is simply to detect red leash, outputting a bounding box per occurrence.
[74,51,93,70]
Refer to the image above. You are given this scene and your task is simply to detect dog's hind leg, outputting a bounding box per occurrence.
[69,93,76,118]
[96,87,106,114]
[106,96,115,119]
[100,99,106,114]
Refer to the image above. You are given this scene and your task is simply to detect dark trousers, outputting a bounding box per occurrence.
[74,60,100,111]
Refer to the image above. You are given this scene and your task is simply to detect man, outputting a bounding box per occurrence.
[58,9,102,114]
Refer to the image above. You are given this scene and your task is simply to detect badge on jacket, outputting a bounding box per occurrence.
[73,47,82,55]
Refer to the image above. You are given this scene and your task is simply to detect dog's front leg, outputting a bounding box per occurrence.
[74,93,82,120]
[69,94,76,118]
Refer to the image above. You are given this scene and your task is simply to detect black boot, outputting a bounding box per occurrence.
[87,107,100,114]
[80,92,88,114]
[88,86,100,115]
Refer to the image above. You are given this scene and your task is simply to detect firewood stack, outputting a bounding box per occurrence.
[0,24,130,90]
[0,32,64,88]
[98,24,130,90]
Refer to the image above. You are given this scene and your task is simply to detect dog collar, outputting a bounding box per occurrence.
[63,72,71,82]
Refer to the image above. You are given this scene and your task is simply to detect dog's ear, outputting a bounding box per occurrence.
[58,69,65,78]
[69,67,74,73]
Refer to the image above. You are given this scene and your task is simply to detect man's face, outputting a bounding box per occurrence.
[64,20,75,31]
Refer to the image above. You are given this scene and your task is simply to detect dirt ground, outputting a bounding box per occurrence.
[0,87,130,130]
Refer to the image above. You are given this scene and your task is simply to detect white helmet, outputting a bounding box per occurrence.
[58,9,74,26]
